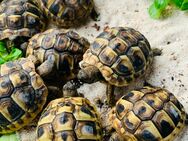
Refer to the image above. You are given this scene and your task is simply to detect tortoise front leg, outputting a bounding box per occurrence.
[106,84,115,107]
[90,7,100,21]
[36,54,56,77]
[20,42,28,56]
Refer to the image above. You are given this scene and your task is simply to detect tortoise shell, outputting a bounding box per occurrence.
[26,28,89,80]
[38,0,94,27]
[36,97,102,141]
[0,58,48,134]
[108,86,186,141]
[80,27,153,87]
[0,0,46,40]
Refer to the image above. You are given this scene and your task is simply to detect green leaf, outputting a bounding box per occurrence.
[0,133,20,141]
[0,57,6,65]
[149,0,171,19]
[0,41,7,53]
[172,0,183,7]
[149,3,163,19]
[181,0,188,10]
[154,0,170,10]
[4,48,22,61]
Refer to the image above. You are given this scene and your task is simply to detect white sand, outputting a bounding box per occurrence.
[18,0,188,140]
[77,0,188,140]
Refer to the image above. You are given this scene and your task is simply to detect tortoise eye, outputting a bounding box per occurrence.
[1,81,7,88]
[37,126,44,138]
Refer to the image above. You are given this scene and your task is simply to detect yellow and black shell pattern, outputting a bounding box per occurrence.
[0,58,48,134]
[36,97,102,141]
[38,0,94,27]
[80,27,153,87]
[26,28,90,79]
[109,86,187,141]
[0,0,46,40]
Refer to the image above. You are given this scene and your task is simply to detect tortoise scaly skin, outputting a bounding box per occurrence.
[0,0,46,51]
[36,97,102,141]
[78,27,158,106]
[38,0,95,27]
[0,58,48,134]
[108,86,187,141]
[26,28,89,83]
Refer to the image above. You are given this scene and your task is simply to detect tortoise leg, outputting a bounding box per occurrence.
[144,81,153,87]
[36,55,56,77]
[20,42,28,56]
[152,48,162,56]
[106,84,115,107]
[90,7,100,21]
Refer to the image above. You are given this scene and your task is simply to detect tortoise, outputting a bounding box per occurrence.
[77,27,161,106]
[0,57,48,134]
[36,83,103,141]
[26,28,90,85]
[107,86,187,141]
[0,0,46,53]
[38,0,98,28]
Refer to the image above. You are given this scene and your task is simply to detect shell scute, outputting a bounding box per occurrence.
[152,110,175,138]
[0,76,13,98]
[135,121,162,141]
[133,100,155,120]
[53,112,76,132]
[55,35,70,52]
[122,111,141,133]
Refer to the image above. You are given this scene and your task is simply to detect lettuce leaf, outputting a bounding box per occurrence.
[0,41,22,64]
[172,0,183,7]
[4,48,22,61]
[181,0,188,10]
[149,3,163,19]
[149,0,188,19]
[149,0,170,19]
[154,0,170,9]
[0,133,20,141]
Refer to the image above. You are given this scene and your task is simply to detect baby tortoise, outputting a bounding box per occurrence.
[26,28,89,85]
[38,0,98,28]
[107,86,187,141]
[36,84,103,141]
[0,0,46,52]
[0,57,48,134]
[78,27,161,106]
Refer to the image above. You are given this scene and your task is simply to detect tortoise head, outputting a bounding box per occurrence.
[77,63,102,84]
[62,81,79,97]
